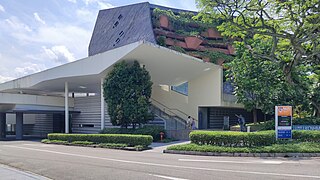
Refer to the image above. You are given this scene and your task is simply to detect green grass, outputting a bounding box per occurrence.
[167,142,320,153]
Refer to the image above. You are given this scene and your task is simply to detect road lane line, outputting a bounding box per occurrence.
[178,159,289,165]
[4,145,320,179]
[149,174,189,180]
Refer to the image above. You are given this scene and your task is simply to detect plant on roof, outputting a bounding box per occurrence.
[157,36,166,46]
[152,8,219,37]
[103,61,153,129]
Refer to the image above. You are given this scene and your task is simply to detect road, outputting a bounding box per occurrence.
[0,140,320,180]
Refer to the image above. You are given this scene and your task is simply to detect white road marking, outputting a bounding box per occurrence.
[149,174,189,180]
[4,145,320,179]
[178,159,292,165]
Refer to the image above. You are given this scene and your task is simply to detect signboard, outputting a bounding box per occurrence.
[275,106,292,139]
[293,125,320,130]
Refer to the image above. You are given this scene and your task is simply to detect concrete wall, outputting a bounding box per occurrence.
[151,68,223,127]
[89,2,156,56]
[72,95,113,134]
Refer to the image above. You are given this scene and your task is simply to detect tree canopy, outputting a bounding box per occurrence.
[103,61,153,128]
[196,0,320,117]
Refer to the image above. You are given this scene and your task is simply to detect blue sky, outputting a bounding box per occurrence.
[0,0,197,83]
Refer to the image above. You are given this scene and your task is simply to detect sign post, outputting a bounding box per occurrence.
[275,106,292,140]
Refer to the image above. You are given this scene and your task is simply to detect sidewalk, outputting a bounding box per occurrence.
[0,164,50,180]
[147,140,190,153]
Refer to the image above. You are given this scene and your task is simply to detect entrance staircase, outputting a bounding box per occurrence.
[148,98,191,140]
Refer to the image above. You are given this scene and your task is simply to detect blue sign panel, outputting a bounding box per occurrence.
[277,129,292,139]
[293,125,320,130]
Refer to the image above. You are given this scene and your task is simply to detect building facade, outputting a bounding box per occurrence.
[0,3,263,140]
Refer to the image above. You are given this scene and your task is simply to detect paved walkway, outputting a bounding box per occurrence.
[147,140,190,153]
[0,164,50,180]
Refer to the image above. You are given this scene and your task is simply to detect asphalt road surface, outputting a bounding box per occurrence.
[0,140,320,180]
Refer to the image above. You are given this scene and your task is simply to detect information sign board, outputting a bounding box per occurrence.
[275,106,292,140]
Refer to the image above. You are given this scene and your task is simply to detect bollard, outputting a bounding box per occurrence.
[247,126,251,132]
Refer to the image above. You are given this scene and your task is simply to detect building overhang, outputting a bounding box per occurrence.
[0,41,220,96]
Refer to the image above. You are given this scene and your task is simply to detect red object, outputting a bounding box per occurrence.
[160,132,165,141]
[207,28,222,38]
[184,36,203,50]
[159,15,169,28]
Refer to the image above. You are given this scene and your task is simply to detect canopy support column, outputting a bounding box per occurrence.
[65,82,69,134]
[101,78,105,130]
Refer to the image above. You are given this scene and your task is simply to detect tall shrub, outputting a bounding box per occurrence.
[103,61,153,128]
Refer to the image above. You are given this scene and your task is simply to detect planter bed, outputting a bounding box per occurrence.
[165,142,320,157]
[42,139,148,151]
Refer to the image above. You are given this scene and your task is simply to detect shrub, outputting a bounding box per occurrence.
[190,130,320,147]
[100,126,165,141]
[292,130,320,143]
[167,142,320,153]
[293,117,320,125]
[47,134,153,147]
[190,131,275,147]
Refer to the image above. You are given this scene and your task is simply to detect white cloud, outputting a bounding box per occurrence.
[11,24,91,59]
[0,75,14,83]
[4,17,32,32]
[34,12,46,25]
[42,45,75,63]
[83,0,114,9]
[97,2,114,9]
[14,63,46,77]
[0,4,5,12]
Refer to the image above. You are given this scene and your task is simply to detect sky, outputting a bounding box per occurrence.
[0,0,197,83]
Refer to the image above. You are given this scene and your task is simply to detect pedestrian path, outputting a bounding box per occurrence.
[0,164,50,180]
[146,140,190,153]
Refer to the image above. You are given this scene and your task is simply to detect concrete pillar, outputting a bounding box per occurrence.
[65,82,69,134]
[101,78,105,130]
[0,113,6,139]
[16,112,23,140]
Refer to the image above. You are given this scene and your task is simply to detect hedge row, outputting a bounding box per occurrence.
[167,142,320,153]
[47,133,153,147]
[190,131,275,147]
[190,130,320,147]
[100,126,165,141]
[293,130,320,143]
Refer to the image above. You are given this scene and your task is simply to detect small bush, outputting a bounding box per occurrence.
[190,130,275,147]
[47,133,153,147]
[190,130,320,147]
[167,142,320,153]
[100,126,165,141]
[292,130,320,143]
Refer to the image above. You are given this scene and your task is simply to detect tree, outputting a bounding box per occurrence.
[103,61,153,128]
[196,0,320,116]
[227,41,284,123]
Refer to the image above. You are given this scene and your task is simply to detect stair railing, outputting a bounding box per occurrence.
[150,98,189,130]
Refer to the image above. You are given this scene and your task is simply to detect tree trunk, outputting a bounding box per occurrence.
[253,108,258,124]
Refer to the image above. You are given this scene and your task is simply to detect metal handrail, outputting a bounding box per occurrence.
[150,97,189,124]
[150,104,187,130]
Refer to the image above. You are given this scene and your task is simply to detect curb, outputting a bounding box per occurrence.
[163,150,320,157]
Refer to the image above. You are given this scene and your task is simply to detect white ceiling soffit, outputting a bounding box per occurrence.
[0,41,219,94]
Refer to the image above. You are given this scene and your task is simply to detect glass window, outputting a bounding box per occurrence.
[171,82,188,96]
